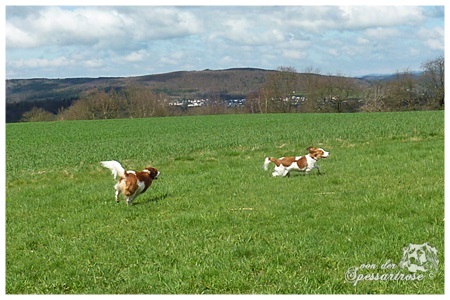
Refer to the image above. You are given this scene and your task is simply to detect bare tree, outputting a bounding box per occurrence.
[421,55,444,108]
[245,91,261,114]
[21,107,55,122]
[124,85,163,118]
[298,67,322,112]
[361,81,388,112]
[383,70,420,110]
[314,74,360,112]
[263,66,299,113]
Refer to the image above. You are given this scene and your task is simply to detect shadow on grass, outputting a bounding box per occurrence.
[133,192,169,206]
[269,171,325,178]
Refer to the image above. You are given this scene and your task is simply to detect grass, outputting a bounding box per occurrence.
[5,111,444,294]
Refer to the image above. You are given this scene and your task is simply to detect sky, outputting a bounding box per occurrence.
[3,1,446,79]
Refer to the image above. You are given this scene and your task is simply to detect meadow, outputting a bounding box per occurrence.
[5,111,444,294]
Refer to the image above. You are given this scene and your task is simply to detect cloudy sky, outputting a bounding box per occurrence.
[4,2,445,79]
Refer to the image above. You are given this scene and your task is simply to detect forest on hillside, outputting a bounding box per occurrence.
[6,56,444,123]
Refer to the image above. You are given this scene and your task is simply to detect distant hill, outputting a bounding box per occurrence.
[6,68,375,122]
[6,68,276,104]
[357,71,423,82]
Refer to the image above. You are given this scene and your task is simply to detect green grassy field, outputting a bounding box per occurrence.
[5,111,444,294]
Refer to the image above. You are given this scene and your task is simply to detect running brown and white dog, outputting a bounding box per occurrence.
[263,147,330,177]
[101,160,160,205]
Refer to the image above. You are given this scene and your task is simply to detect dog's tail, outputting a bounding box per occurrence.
[263,157,277,171]
[100,160,126,179]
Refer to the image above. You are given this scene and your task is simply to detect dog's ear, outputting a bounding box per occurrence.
[309,147,322,159]
[307,146,315,153]
[148,167,159,179]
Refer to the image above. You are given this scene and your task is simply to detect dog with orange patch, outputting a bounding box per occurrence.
[101,160,160,205]
[263,147,330,177]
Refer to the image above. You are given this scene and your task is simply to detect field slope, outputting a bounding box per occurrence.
[6,111,444,294]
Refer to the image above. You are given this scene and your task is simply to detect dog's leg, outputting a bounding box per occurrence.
[271,166,280,177]
[315,165,322,175]
[114,184,121,203]
[126,194,137,206]
[272,168,283,177]
[274,166,285,177]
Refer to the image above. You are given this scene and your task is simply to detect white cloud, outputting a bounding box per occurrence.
[5,22,37,48]
[426,39,444,51]
[123,50,148,62]
[129,7,202,40]
[282,6,426,34]
[326,48,340,57]
[5,7,202,50]
[6,7,122,48]
[418,27,444,51]
[217,18,286,46]
[220,56,235,65]
[356,37,370,45]
[280,6,339,33]
[83,59,105,68]
[9,56,74,69]
[159,52,185,66]
[364,27,400,39]
[282,49,306,60]
[5,6,444,79]
[339,6,425,29]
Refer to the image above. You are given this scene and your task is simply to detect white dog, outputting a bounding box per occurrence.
[264,147,330,177]
[101,160,160,205]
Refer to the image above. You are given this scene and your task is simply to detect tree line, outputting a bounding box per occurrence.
[19,56,444,122]
[246,56,444,114]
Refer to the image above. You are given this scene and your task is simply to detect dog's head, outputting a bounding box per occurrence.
[307,147,330,160]
[145,166,160,180]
